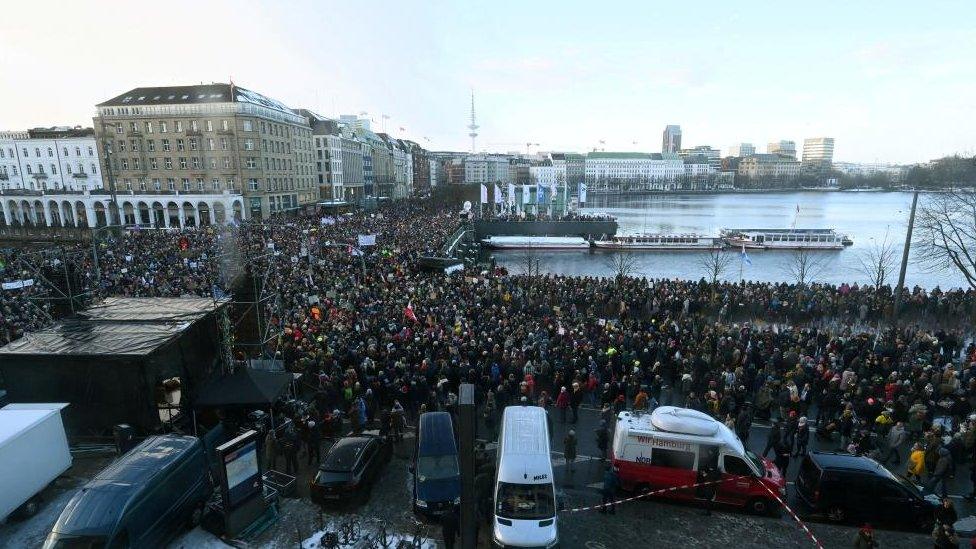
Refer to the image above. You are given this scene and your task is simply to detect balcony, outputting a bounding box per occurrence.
[32,173,49,179]
[72,172,89,179]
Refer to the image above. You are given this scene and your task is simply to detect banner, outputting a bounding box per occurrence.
[480,184,488,204]
[508,183,516,206]
[494,184,502,204]
[536,183,546,204]
[1,279,34,290]
[357,234,377,246]
[579,182,587,203]
[522,185,532,205]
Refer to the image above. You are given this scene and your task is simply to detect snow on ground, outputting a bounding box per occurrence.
[168,527,233,549]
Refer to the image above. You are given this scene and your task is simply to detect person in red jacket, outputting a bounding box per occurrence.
[555,386,570,423]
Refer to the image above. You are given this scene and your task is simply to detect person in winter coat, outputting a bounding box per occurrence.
[595,421,610,461]
[735,406,753,443]
[926,447,953,497]
[853,524,878,548]
[763,420,783,458]
[907,442,927,481]
[880,422,907,465]
[599,464,618,514]
[563,430,578,473]
[794,416,810,457]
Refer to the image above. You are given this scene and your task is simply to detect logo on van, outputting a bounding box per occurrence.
[633,435,693,452]
[533,474,549,481]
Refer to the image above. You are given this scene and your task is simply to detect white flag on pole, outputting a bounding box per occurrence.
[480,184,488,204]
[579,182,587,203]
[508,183,516,205]
[522,185,532,205]
[494,184,502,204]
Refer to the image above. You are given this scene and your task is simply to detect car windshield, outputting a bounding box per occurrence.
[496,482,555,520]
[418,454,459,481]
[744,450,764,475]
[321,442,364,471]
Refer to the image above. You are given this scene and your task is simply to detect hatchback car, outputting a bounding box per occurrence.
[311,434,391,504]
[794,451,938,531]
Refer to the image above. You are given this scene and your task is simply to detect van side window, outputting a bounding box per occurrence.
[722,455,752,476]
[650,449,695,470]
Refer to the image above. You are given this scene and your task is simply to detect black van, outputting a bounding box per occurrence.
[412,412,461,518]
[43,435,212,548]
[794,451,938,530]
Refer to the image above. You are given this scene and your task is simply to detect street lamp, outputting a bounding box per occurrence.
[99,122,122,223]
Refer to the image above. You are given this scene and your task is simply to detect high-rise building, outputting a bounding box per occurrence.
[728,143,755,157]
[94,83,316,220]
[802,137,835,170]
[767,140,797,159]
[662,125,682,154]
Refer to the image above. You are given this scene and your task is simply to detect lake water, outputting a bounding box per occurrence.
[489,191,968,290]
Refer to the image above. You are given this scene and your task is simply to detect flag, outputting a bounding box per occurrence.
[348,245,363,257]
[404,301,418,323]
[494,184,502,204]
[740,245,752,266]
[480,184,488,204]
[211,285,227,300]
[536,183,545,204]
[357,234,377,246]
[508,183,516,205]
[522,185,532,205]
[579,182,587,203]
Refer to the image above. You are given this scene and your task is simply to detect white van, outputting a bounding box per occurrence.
[611,406,785,514]
[493,405,558,548]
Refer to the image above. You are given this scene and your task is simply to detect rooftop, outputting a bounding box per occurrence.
[97,83,297,116]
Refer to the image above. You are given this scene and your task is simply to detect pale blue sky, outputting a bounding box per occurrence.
[1,1,973,163]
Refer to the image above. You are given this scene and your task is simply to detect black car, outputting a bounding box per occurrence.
[311,434,391,504]
[794,451,938,531]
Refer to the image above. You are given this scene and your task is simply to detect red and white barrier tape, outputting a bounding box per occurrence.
[564,476,746,513]
[759,482,824,549]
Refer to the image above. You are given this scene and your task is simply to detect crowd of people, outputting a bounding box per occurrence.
[3,200,976,541]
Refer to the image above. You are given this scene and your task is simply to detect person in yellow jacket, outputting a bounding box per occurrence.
[907,442,926,481]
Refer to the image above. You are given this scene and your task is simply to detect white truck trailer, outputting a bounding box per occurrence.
[0,403,72,522]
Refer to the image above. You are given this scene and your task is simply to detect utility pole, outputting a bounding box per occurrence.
[892,190,919,325]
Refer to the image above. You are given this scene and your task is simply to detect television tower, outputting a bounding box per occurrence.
[467,89,479,153]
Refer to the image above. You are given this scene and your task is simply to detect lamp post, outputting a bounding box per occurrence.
[99,122,122,224]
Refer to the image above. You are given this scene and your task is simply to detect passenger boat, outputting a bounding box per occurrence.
[592,233,724,251]
[481,236,590,250]
[721,228,851,250]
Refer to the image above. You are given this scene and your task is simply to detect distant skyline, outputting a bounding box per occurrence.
[1,1,974,164]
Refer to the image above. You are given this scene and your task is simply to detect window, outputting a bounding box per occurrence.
[182,178,191,191]
[650,449,696,470]
[164,158,173,170]
[209,157,217,169]
[206,120,213,132]
[211,178,220,191]
[88,146,94,156]
[177,139,185,152]
[495,482,555,520]
[116,124,124,134]
[220,138,228,151]
[175,121,183,132]
[197,178,205,191]
[91,163,97,174]
[167,179,174,191]
[62,147,69,156]
[22,147,29,157]
[124,178,132,191]
[147,140,155,152]
[131,139,139,152]
[228,178,236,191]
[179,158,187,169]
[162,139,170,152]
[221,120,229,131]
[207,138,214,151]
[190,138,198,151]
[120,159,128,170]
[150,158,158,170]
[223,157,232,169]
[118,140,126,152]
[243,120,253,132]
[723,455,753,476]
[50,163,57,174]
[191,120,198,132]
[244,138,254,151]
[246,157,256,169]
[130,122,138,132]
[132,158,140,170]
[26,164,32,174]
[191,157,200,169]
[146,121,154,134]
[248,178,259,191]
[160,121,168,133]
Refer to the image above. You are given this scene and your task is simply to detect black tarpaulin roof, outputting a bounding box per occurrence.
[194,369,292,407]
[77,297,228,323]
[0,320,190,356]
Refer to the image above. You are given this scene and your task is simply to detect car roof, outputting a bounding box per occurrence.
[807,452,887,474]
[419,412,456,456]
[322,435,376,470]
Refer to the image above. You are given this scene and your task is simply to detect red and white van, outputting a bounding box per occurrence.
[611,406,785,514]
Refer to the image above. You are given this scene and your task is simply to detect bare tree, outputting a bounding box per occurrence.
[605,252,640,281]
[516,251,542,277]
[697,248,735,286]
[782,249,829,286]
[916,191,976,290]
[855,232,897,290]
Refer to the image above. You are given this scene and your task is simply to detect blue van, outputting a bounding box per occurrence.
[43,435,212,548]
[412,412,461,518]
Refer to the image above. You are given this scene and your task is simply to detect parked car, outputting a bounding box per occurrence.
[412,412,460,518]
[794,451,938,531]
[43,435,212,548]
[311,434,391,504]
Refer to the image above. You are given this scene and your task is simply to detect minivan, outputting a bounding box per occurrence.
[412,412,461,518]
[43,435,212,548]
[795,451,938,531]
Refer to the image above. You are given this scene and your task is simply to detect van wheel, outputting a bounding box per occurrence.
[826,505,846,523]
[746,497,771,516]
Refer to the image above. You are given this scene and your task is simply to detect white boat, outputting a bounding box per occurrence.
[482,236,590,250]
[721,228,851,250]
[592,233,724,250]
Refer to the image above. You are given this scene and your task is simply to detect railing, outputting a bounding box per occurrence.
[0,225,95,241]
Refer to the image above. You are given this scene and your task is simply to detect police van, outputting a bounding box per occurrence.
[493,405,558,548]
[611,406,785,514]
